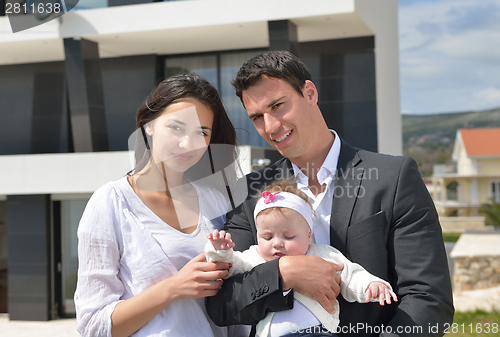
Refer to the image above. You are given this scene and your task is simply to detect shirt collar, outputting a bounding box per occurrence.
[292,130,341,185]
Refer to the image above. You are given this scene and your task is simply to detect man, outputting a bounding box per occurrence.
[206,51,453,336]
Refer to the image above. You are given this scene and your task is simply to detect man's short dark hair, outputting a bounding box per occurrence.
[231,50,312,103]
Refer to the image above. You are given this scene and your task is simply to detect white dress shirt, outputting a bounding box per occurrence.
[75,176,234,337]
[292,130,341,244]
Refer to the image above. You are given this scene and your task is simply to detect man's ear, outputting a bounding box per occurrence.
[144,121,154,136]
[302,80,318,105]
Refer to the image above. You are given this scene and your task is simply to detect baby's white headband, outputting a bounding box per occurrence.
[254,191,314,230]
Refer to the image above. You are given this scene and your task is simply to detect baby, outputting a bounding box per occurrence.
[205,180,397,337]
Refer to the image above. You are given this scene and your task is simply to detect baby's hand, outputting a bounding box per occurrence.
[365,281,398,306]
[207,230,235,251]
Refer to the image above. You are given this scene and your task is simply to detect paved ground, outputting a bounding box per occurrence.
[453,286,500,312]
[0,314,79,337]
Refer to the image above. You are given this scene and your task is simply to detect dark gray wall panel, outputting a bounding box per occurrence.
[31,72,66,153]
[0,62,70,155]
[101,55,160,151]
[6,194,51,321]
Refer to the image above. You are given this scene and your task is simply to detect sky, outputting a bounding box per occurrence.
[399,0,500,114]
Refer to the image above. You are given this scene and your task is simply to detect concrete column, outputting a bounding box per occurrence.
[64,38,108,152]
[268,20,300,56]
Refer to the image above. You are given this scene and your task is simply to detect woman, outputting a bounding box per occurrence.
[75,74,243,337]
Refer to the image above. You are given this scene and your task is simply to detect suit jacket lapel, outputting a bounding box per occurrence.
[330,139,363,255]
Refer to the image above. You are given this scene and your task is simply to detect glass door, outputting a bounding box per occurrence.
[0,200,7,313]
[60,199,88,317]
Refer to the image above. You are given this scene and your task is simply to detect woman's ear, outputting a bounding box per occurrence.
[144,121,154,136]
[308,228,313,245]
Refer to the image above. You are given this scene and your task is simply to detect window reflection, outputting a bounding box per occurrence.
[165,55,218,89]
[71,0,108,11]
[220,51,268,147]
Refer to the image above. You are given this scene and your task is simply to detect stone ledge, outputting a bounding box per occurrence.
[451,233,500,292]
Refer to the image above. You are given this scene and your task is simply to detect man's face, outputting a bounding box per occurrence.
[242,76,318,162]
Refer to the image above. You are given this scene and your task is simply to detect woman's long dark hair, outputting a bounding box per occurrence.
[129,73,239,192]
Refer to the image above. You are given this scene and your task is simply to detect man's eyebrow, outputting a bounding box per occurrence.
[267,96,286,108]
[248,96,286,120]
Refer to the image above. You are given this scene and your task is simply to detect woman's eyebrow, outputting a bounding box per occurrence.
[168,119,186,125]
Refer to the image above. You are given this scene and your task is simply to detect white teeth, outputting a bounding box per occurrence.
[275,131,292,143]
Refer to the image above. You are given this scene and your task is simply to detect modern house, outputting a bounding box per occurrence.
[432,127,500,217]
[0,0,401,320]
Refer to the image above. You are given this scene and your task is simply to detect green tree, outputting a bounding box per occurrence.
[478,200,500,229]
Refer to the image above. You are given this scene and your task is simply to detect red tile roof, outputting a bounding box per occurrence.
[460,127,500,156]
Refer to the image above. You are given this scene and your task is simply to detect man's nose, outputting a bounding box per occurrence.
[264,113,280,134]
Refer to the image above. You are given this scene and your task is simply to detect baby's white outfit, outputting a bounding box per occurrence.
[205,243,392,337]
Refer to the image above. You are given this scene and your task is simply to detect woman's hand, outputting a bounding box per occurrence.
[167,252,231,300]
[111,252,230,337]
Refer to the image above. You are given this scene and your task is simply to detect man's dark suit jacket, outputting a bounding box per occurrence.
[206,139,454,337]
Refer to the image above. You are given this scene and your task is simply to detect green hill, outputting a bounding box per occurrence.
[402,107,500,177]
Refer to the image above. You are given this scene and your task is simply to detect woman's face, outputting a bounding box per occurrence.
[145,98,214,173]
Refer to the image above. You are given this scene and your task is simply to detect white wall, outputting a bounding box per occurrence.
[0,152,133,195]
[355,0,402,155]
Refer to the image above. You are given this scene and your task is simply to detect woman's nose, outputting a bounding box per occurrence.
[178,135,192,149]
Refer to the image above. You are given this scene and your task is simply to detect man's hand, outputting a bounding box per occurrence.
[278,255,343,314]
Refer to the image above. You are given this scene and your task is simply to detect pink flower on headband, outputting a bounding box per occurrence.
[262,191,280,204]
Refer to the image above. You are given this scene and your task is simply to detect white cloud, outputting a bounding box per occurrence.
[399,0,500,113]
[472,87,500,106]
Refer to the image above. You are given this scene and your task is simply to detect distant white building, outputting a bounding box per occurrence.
[432,127,500,217]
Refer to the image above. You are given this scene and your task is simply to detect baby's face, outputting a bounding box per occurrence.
[256,208,312,262]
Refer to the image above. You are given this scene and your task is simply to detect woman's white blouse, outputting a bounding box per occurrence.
[75,176,232,337]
